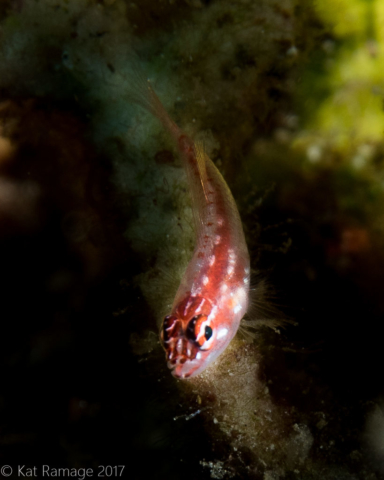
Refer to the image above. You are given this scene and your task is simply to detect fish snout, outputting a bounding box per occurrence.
[164,334,199,370]
[161,314,200,371]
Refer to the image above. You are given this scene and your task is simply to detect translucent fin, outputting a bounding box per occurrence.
[111,56,177,134]
[179,140,212,251]
[239,318,290,337]
[239,279,296,341]
[63,41,177,135]
[195,140,209,203]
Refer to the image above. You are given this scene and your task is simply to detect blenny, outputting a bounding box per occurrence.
[133,71,250,378]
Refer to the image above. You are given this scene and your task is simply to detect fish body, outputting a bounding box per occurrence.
[135,76,250,378]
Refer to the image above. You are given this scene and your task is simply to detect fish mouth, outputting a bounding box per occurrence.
[168,357,199,379]
[165,338,200,379]
[162,316,202,378]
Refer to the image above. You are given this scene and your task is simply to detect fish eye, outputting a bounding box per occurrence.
[186,315,214,350]
[205,325,213,341]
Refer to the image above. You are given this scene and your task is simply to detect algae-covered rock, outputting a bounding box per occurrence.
[1,0,384,478]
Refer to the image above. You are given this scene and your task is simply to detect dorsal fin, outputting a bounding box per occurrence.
[194,140,209,204]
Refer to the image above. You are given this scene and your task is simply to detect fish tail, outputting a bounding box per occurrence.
[61,42,177,135]
[115,52,179,136]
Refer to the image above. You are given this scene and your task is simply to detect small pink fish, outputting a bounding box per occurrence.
[133,71,250,378]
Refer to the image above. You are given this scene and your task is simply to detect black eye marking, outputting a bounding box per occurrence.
[186,315,200,341]
[205,325,213,341]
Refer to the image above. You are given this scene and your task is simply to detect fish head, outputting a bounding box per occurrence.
[160,294,233,379]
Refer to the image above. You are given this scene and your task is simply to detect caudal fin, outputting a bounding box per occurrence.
[61,38,175,131]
